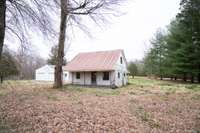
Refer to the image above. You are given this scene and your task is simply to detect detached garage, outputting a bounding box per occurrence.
[35,65,69,82]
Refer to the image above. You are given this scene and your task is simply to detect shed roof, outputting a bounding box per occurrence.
[64,49,123,72]
[36,65,55,72]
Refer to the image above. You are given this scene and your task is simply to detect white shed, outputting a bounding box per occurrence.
[35,65,69,82]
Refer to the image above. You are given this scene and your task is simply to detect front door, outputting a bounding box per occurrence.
[91,72,97,85]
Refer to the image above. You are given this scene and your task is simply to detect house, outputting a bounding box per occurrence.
[35,65,69,82]
[64,49,128,87]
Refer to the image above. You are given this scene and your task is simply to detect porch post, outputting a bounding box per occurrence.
[114,71,115,86]
[109,71,111,87]
[84,72,85,86]
[72,72,74,84]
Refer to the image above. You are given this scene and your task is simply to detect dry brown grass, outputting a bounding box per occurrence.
[0,78,200,133]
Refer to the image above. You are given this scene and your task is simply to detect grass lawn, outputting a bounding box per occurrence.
[0,77,200,132]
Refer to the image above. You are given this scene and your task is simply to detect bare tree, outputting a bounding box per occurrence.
[0,0,56,61]
[15,46,46,80]
[54,0,126,88]
[54,0,67,88]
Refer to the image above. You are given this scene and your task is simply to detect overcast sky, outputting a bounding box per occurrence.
[9,0,181,62]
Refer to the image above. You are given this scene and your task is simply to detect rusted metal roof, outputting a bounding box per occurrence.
[64,50,123,72]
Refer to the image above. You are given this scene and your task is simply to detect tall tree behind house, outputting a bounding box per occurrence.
[47,45,67,65]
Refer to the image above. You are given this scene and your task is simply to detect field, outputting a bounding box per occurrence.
[0,77,200,133]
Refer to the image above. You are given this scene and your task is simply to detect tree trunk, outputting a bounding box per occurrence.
[191,75,194,83]
[198,65,200,83]
[54,0,67,88]
[183,74,187,82]
[174,77,177,81]
[0,0,6,60]
[0,76,3,84]
[160,75,163,80]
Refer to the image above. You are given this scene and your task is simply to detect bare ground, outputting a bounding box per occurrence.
[0,78,200,133]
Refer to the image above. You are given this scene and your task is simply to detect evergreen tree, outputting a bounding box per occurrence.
[165,19,189,81]
[144,30,167,79]
[144,0,200,83]
[47,45,67,66]
[176,0,200,82]
[0,50,18,83]
[128,62,138,78]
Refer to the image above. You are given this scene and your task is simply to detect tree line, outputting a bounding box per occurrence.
[143,0,200,83]
[0,44,65,83]
[0,46,45,83]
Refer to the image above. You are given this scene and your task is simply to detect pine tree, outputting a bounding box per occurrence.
[128,62,138,78]
[165,19,189,81]
[177,0,200,82]
[47,45,67,66]
[0,50,18,83]
[144,30,167,79]
[144,0,200,83]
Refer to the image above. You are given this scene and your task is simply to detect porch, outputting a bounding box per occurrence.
[69,71,115,87]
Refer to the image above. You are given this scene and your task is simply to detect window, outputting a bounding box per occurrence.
[76,72,80,79]
[118,72,120,79]
[103,72,109,80]
[120,57,123,64]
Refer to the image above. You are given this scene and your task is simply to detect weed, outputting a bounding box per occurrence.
[186,85,197,90]
[94,90,120,96]
[70,87,85,92]
[158,83,173,86]
[76,101,84,105]
[129,99,138,104]
[46,94,59,101]
[149,120,161,128]
[186,85,200,91]
[64,85,120,96]
[192,129,200,133]
[0,92,6,97]
[136,106,149,121]
[191,95,200,101]
[129,91,136,95]
[166,106,181,115]
[163,87,176,95]
[0,123,10,133]
[140,111,151,122]
[130,106,160,128]
[159,95,169,101]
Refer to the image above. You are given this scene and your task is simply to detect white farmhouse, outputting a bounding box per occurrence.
[64,49,128,87]
[35,65,69,82]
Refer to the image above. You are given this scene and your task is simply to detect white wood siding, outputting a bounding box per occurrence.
[35,65,69,82]
[69,71,115,86]
[114,52,128,87]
